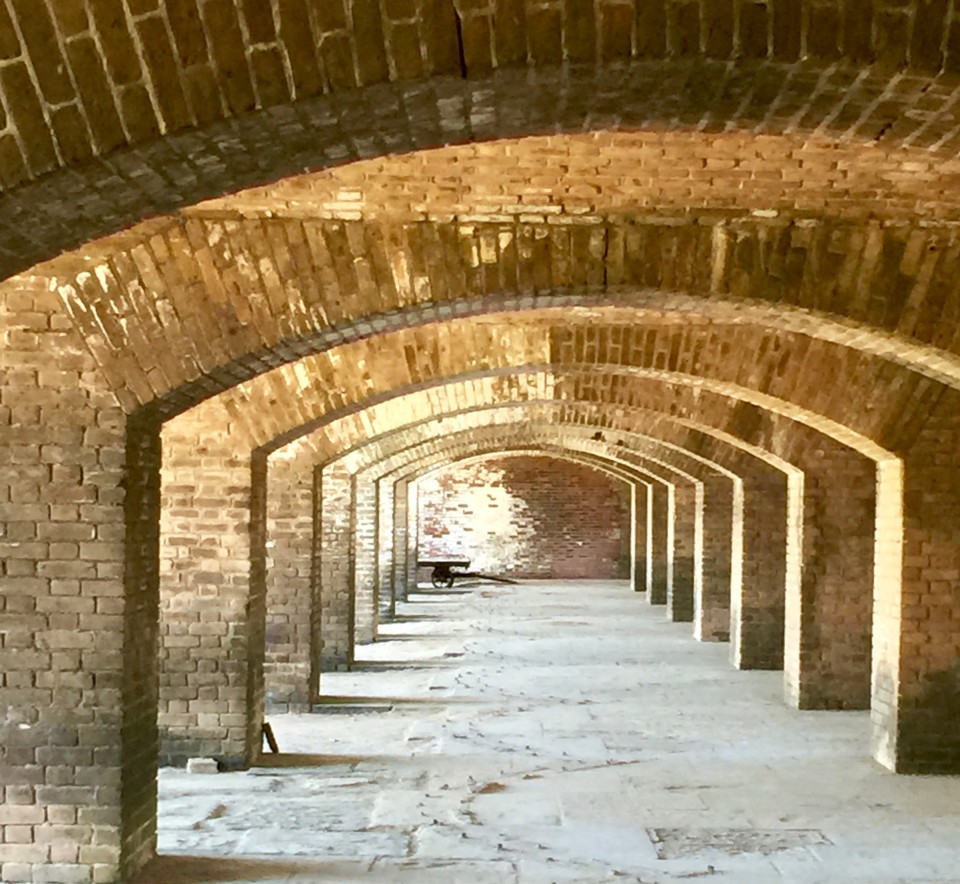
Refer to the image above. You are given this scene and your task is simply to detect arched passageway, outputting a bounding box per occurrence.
[3,5,960,882]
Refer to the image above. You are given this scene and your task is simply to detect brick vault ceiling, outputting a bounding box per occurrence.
[5,4,960,452]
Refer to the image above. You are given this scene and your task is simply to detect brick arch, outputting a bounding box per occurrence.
[166,315,911,459]
[42,218,960,417]
[6,40,960,279]
[272,395,849,663]
[170,344,889,731]
[271,379,787,476]
[294,416,804,702]
[5,0,954,198]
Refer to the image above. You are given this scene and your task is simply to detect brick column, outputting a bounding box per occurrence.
[873,391,960,773]
[406,481,419,592]
[697,476,735,642]
[784,444,876,710]
[158,425,253,767]
[376,477,396,620]
[632,482,648,592]
[0,279,139,884]
[263,455,313,712]
[122,418,162,879]
[731,471,794,670]
[316,463,354,674]
[392,477,409,605]
[351,475,378,645]
[667,482,701,623]
[648,482,671,605]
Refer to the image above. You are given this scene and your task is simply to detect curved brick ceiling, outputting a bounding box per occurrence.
[7,3,960,477]
[39,210,960,420]
[299,401,740,483]
[1,0,954,192]
[2,3,960,276]
[411,447,651,486]
[350,425,734,507]
[267,388,789,481]
[165,314,936,456]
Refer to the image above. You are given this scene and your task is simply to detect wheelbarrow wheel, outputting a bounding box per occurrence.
[431,572,455,589]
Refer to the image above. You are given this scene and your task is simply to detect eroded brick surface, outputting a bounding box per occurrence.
[417,455,632,579]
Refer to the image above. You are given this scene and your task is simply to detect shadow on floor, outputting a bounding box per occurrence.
[135,854,346,883]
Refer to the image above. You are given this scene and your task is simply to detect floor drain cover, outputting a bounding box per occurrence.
[646,828,830,859]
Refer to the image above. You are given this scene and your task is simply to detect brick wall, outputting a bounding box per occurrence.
[417,455,631,580]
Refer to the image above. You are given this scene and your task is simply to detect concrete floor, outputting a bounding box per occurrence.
[143,580,960,883]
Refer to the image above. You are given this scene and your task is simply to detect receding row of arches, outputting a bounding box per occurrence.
[5,8,960,879]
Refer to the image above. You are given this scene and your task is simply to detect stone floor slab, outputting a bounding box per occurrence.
[153,580,960,883]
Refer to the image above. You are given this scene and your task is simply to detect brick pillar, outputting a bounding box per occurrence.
[731,471,794,670]
[377,476,396,620]
[122,418,162,880]
[316,463,354,674]
[406,481,419,592]
[392,478,409,605]
[263,455,313,712]
[247,458,268,762]
[667,482,701,623]
[632,483,648,592]
[351,475,378,645]
[697,476,735,642]
[648,482,671,605]
[0,279,133,884]
[873,391,960,773]
[784,444,876,710]
[158,424,253,767]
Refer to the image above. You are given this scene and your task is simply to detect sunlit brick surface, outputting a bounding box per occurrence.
[4,5,960,882]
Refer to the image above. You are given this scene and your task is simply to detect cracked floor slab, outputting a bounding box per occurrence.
[147,580,960,883]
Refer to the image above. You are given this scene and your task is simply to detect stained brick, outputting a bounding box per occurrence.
[203,0,257,113]
[390,21,427,79]
[703,0,734,58]
[672,0,701,55]
[564,0,597,63]
[843,0,875,62]
[600,3,633,60]
[240,0,278,44]
[527,6,562,64]
[166,0,209,67]
[351,0,391,85]
[493,0,527,65]
[312,0,349,31]
[250,46,290,106]
[738,0,768,59]
[807,3,841,59]
[276,0,324,97]
[89,0,143,86]
[0,63,57,176]
[910,0,948,71]
[319,31,358,89]
[9,0,72,103]
[636,0,667,56]
[460,14,495,73]
[64,37,126,154]
[49,106,94,166]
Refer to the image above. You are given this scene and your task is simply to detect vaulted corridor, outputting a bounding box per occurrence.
[145,580,960,884]
[6,3,960,882]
